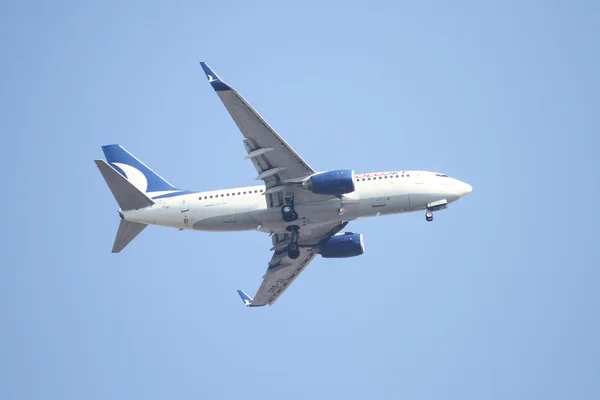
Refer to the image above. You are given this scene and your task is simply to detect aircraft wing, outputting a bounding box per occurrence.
[246,221,348,307]
[200,62,328,209]
[199,62,314,180]
[250,248,319,307]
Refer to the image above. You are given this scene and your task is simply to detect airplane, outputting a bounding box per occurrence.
[94,62,472,307]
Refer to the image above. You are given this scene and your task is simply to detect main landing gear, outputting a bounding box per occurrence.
[287,242,300,259]
[281,194,300,258]
[286,225,301,259]
[281,204,298,222]
[425,211,434,222]
[281,194,298,222]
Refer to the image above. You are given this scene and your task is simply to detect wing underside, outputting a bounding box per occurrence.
[249,221,348,306]
[250,248,318,306]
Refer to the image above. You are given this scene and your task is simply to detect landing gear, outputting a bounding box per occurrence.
[281,199,298,222]
[286,225,301,259]
[425,199,447,222]
[287,242,300,259]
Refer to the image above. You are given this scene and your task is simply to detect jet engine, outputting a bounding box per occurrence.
[319,233,365,258]
[303,169,355,195]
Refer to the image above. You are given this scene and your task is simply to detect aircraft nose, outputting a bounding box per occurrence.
[456,181,473,197]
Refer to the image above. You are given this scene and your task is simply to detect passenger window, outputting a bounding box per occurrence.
[210,195,213,198]
[227,193,230,196]
[221,194,224,197]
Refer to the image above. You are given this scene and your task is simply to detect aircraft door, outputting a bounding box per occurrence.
[414,172,424,184]
[388,174,411,212]
[180,198,190,227]
[180,199,190,212]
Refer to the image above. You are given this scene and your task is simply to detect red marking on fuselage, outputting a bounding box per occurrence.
[355,171,399,179]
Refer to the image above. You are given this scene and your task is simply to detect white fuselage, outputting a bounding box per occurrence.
[122,170,472,244]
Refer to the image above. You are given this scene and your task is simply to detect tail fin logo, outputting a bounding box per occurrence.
[102,144,181,195]
[112,162,148,193]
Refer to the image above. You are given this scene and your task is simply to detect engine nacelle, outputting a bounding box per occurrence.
[319,233,365,258]
[303,169,355,195]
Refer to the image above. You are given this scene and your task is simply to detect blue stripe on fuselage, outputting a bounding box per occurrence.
[150,190,197,200]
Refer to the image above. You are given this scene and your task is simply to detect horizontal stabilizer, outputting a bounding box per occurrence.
[112,220,147,253]
[94,160,154,211]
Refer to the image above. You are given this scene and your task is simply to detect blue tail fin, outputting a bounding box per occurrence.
[102,145,180,196]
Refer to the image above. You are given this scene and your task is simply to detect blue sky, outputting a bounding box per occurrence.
[1,1,599,399]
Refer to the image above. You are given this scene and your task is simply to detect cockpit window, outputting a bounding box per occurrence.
[435,173,449,177]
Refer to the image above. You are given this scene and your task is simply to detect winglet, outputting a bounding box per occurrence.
[199,62,232,91]
[237,290,253,307]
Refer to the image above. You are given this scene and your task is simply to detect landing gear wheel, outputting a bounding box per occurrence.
[287,242,300,259]
[425,211,434,222]
[281,205,298,222]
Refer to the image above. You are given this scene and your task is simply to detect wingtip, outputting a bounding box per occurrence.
[199,61,232,91]
[237,289,253,306]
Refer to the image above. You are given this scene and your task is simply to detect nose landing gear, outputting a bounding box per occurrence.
[425,211,434,222]
[425,199,448,222]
